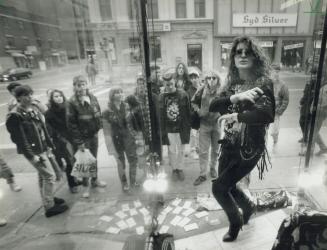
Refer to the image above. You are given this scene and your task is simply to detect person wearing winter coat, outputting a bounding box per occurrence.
[45,89,81,193]
[269,64,289,145]
[102,87,138,192]
[67,75,106,198]
[191,70,222,186]
[159,73,191,182]
[6,85,68,218]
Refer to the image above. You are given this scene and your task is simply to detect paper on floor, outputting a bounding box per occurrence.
[116,220,128,230]
[106,227,121,234]
[170,215,182,226]
[126,217,137,228]
[182,201,192,209]
[184,223,199,232]
[122,203,130,211]
[172,198,182,206]
[136,226,145,235]
[129,208,138,216]
[134,200,142,208]
[159,225,170,234]
[182,208,195,217]
[178,217,191,227]
[99,215,113,222]
[115,211,127,219]
[172,206,183,214]
[195,211,209,218]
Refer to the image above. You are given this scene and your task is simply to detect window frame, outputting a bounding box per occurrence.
[175,0,187,19]
[194,0,205,18]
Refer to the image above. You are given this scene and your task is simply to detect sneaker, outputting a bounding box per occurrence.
[70,186,79,194]
[172,170,179,182]
[210,168,218,179]
[193,176,207,186]
[177,169,185,181]
[9,183,22,192]
[82,192,90,198]
[91,180,107,188]
[54,197,65,205]
[316,148,327,156]
[122,183,129,192]
[45,203,68,218]
[0,218,7,227]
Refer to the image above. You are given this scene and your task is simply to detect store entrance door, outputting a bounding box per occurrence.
[187,44,202,70]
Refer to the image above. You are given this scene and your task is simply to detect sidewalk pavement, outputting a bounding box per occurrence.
[0,125,311,249]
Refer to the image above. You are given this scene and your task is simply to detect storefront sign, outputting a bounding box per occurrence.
[284,43,304,50]
[259,41,274,47]
[221,43,232,49]
[233,13,297,27]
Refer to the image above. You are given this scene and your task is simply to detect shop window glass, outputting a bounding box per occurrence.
[147,0,158,19]
[150,36,161,61]
[176,0,186,18]
[129,37,141,63]
[99,0,112,21]
[6,35,15,47]
[195,0,205,18]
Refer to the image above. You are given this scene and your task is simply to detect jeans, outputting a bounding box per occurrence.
[115,134,138,186]
[0,154,14,184]
[269,114,280,143]
[198,124,220,176]
[212,149,261,225]
[167,133,185,170]
[190,129,199,152]
[27,152,55,210]
[313,109,327,150]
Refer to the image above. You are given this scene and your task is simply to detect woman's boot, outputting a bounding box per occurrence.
[223,213,243,242]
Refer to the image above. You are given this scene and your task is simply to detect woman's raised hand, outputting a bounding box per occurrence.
[230,87,263,104]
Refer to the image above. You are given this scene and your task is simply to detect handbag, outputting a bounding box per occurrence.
[71,149,97,178]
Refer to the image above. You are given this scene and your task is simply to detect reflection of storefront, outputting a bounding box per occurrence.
[281,41,305,68]
[187,44,202,70]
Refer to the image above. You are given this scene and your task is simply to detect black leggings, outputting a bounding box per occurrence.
[212,149,261,224]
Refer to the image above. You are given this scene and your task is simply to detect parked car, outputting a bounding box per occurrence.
[0,68,32,82]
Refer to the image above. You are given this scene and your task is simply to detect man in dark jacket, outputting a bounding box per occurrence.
[67,75,106,188]
[6,85,68,218]
[159,73,191,181]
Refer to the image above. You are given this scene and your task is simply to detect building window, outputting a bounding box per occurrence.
[6,35,15,47]
[129,38,141,63]
[23,37,30,47]
[127,0,134,20]
[99,0,112,21]
[147,0,158,19]
[48,39,53,49]
[18,21,24,29]
[3,17,9,28]
[195,0,205,18]
[37,38,42,48]
[150,36,161,61]
[176,0,186,18]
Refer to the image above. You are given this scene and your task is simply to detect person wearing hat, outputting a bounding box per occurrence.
[269,64,289,147]
[6,85,68,217]
[160,73,191,182]
[67,75,106,198]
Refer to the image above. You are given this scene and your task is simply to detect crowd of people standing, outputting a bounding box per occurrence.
[2,35,326,243]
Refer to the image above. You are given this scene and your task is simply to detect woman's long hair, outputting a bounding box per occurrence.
[48,89,66,109]
[108,87,123,106]
[226,36,271,90]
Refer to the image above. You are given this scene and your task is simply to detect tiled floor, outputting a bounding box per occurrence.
[174,209,286,250]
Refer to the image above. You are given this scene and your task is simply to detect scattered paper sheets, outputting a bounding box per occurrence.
[172,206,183,214]
[159,225,170,234]
[99,215,113,222]
[182,201,192,209]
[139,207,150,216]
[170,215,182,226]
[134,200,142,208]
[182,208,195,217]
[136,226,144,235]
[129,208,138,216]
[106,227,120,234]
[115,211,127,219]
[195,211,209,218]
[172,198,182,206]
[162,206,173,214]
[122,204,130,211]
[184,223,199,232]
[126,217,137,228]
[116,220,128,230]
[178,217,191,227]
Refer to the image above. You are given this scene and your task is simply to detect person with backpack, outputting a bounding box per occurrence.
[6,85,68,217]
